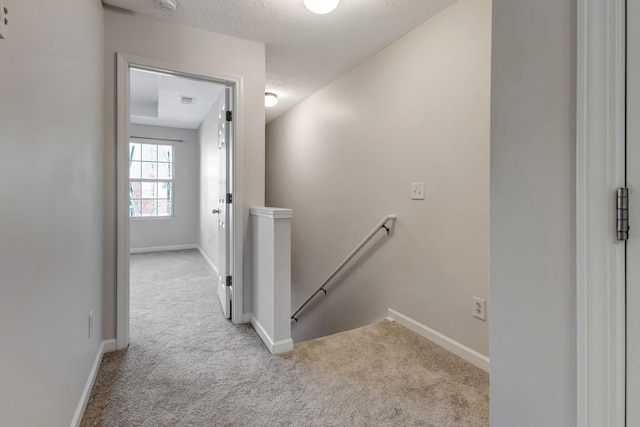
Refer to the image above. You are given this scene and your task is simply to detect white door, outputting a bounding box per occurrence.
[628,0,640,424]
[216,87,233,318]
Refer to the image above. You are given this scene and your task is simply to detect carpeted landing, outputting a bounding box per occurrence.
[81,250,489,426]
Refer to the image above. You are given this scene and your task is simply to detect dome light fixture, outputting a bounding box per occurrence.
[303,0,340,15]
[265,92,279,108]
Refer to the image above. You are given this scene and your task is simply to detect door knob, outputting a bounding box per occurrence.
[212,209,221,214]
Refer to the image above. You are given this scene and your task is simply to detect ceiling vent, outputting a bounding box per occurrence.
[156,0,178,12]
[180,96,195,105]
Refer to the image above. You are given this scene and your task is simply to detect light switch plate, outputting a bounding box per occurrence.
[411,182,425,200]
[0,1,8,40]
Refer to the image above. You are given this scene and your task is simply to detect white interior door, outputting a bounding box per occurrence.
[628,0,640,424]
[216,87,232,318]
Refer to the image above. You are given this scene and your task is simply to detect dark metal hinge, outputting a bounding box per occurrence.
[226,276,232,287]
[226,193,232,204]
[226,111,232,122]
[617,187,629,241]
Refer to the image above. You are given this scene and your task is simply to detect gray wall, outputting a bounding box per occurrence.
[266,0,491,354]
[489,0,576,425]
[0,1,104,425]
[103,7,265,335]
[129,124,199,251]
[198,92,225,269]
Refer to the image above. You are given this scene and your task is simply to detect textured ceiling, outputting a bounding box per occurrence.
[130,68,225,129]
[104,0,457,123]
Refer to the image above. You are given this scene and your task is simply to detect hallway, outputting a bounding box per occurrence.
[81,250,488,426]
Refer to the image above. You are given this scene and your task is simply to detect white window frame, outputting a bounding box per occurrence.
[129,140,175,219]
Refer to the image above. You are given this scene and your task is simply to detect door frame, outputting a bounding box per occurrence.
[115,53,246,350]
[577,0,626,425]
[627,1,640,424]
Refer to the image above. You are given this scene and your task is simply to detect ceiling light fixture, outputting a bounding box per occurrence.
[303,0,340,15]
[265,93,279,108]
[156,0,178,12]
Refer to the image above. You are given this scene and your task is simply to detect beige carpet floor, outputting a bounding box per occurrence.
[81,250,489,426]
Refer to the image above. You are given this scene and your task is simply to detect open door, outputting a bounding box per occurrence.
[216,87,233,318]
[628,0,639,423]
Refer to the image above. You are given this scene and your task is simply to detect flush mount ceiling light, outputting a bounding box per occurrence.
[156,0,178,12]
[265,92,279,108]
[303,0,340,14]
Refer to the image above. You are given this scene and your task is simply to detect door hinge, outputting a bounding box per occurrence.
[226,193,232,204]
[226,111,232,122]
[617,187,629,241]
[226,276,232,287]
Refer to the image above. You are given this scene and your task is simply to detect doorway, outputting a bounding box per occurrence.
[115,54,244,350]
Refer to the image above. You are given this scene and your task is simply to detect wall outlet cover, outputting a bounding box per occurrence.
[89,311,94,338]
[473,297,486,321]
[0,1,8,40]
[411,182,425,200]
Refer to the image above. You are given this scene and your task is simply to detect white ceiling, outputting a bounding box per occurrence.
[106,0,457,123]
[130,68,225,129]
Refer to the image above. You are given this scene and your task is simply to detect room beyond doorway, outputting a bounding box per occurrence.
[115,54,244,350]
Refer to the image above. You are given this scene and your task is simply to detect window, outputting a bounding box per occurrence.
[129,141,173,217]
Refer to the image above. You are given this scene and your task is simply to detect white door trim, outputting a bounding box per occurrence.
[576,0,626,425]
[627,2,640,424]
[115,53,246,350]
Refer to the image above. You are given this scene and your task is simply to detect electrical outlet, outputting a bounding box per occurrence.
[88,311,94,339]
[472,297,486,321]
[0,1,8,40]
[411,182,425,200]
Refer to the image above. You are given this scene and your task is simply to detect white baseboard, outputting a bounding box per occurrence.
[272,338,294,354]
[70,339,116,427]
[196,246,219,278]
[387,308,489,372]
[130,244,198,254]
[272,337,294,353]
[250,316,293,354]
[103,339,117,353]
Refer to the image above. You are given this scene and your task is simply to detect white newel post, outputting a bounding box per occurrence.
[250,207,294,354]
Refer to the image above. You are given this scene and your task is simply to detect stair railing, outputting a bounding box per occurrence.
[291,214,397,322]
